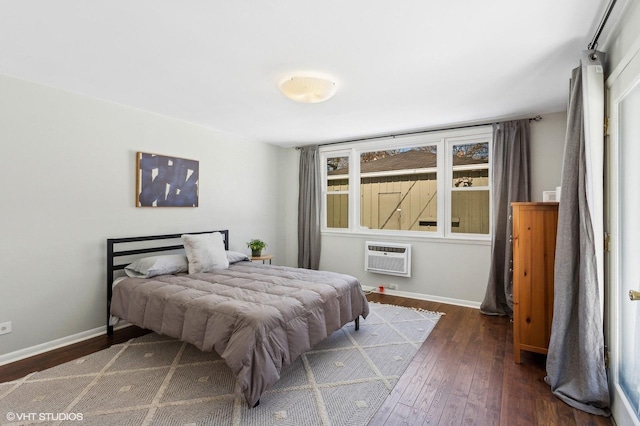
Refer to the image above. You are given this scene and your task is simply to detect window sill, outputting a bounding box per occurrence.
[321,229,491,246]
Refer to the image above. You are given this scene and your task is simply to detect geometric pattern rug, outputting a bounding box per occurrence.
[0,303,442,426]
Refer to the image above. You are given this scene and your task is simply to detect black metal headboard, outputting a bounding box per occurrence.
[106,230,229,335]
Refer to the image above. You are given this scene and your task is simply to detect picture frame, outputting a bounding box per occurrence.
[136,152,199,207]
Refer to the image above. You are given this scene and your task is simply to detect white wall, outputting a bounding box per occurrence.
[0,75,289,358]
[274,147,300,267]
[530,111,567,202]
[603,0,640,76]
[321,235,490,307]
[318,113,567,306]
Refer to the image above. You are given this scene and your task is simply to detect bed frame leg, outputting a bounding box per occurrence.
[355,316,360,331]
[107,325,114,336]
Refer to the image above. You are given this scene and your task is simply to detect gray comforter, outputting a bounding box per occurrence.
[110,262,369,407]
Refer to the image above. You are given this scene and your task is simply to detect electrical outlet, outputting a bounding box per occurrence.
[0,321,12,335]
[388,283,398,290]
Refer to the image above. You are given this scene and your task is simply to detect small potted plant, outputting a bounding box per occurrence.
[247,239,267,257]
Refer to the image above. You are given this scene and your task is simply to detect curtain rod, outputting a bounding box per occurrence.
[295,115,542,149]
[588,0,617,50]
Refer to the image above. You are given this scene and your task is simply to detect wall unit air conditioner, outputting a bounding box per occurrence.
[364,241,411,277]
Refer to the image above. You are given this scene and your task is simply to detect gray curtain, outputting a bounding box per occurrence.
[298,146,321,269]
[480,120,531,317]
[544,62,610,416]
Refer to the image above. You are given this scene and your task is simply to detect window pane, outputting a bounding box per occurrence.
[327,156,349,190]
[328,178,348,192]
[360,147,438,232]
[452,143,488,186]
[326,194,348,228]
[452,142,489,165]
[451,190,490,234]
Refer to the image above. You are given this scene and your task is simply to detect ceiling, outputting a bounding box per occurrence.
[0,1,614,148]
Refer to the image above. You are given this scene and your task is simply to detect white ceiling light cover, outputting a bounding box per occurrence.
[279,76,336,103]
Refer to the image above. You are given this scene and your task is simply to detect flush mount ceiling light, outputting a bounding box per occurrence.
[279,76,336,103]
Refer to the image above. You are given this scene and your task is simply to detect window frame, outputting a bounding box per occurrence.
[322,149,353,231]
[320,126,493,241]
[445,134,493,238]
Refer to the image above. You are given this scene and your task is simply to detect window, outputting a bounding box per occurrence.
[321,127,492,239]
[449,140,490,235]
[360,146,438,232]
[325,153,350,229]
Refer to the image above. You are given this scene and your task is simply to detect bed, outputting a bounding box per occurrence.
[106,230,369,407]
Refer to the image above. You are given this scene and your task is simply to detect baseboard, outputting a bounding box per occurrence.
[361,285,481,309]
[0,322,131,367]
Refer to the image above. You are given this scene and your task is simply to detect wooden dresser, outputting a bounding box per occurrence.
[511,202,559,363]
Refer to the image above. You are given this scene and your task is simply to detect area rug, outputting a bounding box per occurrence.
[0,303,442,426]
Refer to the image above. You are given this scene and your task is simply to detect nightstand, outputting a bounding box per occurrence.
[251,254,273,264]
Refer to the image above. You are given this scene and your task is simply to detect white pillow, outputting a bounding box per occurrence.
[124,254,188,278]
[182,232,229,273]
[227,250,250,264]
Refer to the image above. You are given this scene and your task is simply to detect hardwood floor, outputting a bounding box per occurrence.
[366,294,612,426]
[0,294,613,425]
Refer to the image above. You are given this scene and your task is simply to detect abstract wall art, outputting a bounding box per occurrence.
[136,152,199,207]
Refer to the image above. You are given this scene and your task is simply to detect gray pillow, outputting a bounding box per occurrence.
[124,254,188,278]
[182,232,230,273]
[227,250,250,264]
